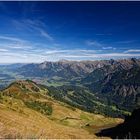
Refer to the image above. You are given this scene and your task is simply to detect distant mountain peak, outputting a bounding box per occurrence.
[58,59,70,62]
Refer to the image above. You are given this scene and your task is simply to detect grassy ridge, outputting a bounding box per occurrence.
[0,80,123,139]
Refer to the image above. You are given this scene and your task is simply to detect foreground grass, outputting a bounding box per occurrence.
[0,103,97,139]
[0,96,123,139]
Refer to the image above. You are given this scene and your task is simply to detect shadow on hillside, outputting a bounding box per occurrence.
[96,108,140,139]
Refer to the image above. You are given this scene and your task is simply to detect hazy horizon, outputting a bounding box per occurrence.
[0,57,139,65]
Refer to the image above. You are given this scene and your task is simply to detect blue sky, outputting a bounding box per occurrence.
[0,1,140,63]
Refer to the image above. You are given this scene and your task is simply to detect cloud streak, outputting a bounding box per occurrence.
[124,49,140,53]
[102,47,116,50]
[0,48,9,52]
[0,47,140,63]
[86,40,102,47]
[40,29,53,41]
[116,40,136,44]
[0,35,24,42]
[0,35,34,50]
[12,19,54,41]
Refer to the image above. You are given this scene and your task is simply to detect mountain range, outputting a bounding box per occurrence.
[0,58,140,117]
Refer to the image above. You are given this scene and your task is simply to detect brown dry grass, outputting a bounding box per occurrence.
[0,104,97,139]
[0,81,123,139]
[0,99,123,139]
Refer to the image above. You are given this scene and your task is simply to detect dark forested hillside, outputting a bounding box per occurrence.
[47,85,129,117]
[82,59,140,112]
[97,108,140,139]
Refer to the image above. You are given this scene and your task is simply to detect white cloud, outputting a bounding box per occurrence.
[86,40,102,47]
[43,49,99,56]
[100,53,140,57]
[0,35,24,42]
[0,35,34,50]
[0,48,9,52]
[60,52,140,59]
[102,47,116,50]
[124,49,140,53]
[9,45,25,49]
[40,29,53,41]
